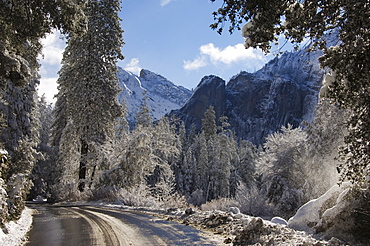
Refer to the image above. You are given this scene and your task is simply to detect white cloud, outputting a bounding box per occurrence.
[183,57,207,70]
[39,31,66,66]
[37,30,66,103]
[160,0,172,6]
[124,58,142,75]
[38,77,58,103]
[183,43,265,71]
[201,43,264,64]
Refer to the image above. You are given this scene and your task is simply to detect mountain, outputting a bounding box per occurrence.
[169,48,324,145]
[117,67,192,126]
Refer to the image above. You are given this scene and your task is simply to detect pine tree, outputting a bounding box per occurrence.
[201,106,217,141]
[0,77,40,219]
[29,96,55,200]
[135,93,152,128]
[0,0,85,218]
[53,0,124,197]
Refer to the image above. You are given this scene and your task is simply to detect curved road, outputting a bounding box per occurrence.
[26,204,224,246]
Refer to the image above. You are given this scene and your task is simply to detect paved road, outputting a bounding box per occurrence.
[26,204,224,246]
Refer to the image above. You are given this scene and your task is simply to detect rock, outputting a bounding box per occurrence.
[228,207,240,214]
[288,183,351,232]
[184,208,195,216]
[233,217,266,245]
[271,217,288,226]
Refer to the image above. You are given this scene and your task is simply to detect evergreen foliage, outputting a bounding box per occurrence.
[0,0,85,87]
[52,0,124,198]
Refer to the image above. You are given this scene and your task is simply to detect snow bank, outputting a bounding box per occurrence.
[288,182,351,232]
[271,217,288,226]
[0,207,33,246]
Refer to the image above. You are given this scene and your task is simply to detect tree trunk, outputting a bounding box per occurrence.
[78,139,88,191]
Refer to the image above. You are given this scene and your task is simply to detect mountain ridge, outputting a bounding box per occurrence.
[168,47,324,144]
[117,67,192,127]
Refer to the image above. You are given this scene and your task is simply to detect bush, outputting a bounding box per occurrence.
[200,197,238,212]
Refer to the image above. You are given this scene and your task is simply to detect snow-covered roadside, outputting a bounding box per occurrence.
[66,201,348,245]
[0,207,33,246]
[161,208,348,246]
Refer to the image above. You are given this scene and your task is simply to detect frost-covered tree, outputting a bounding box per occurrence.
[301,100,348,199]
[0,77,40,219]
[29,96,55,200]
[178,108,238,203]
[135,93,152,128]
[201,106,217,140]
[0,0,85,220]
[147,118,180,202]
[53,0,124,197]
[210,0,370,187]
[257,124,307,218]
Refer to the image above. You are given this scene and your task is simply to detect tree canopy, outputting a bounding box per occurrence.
[0,0,85,87]
[210,0,370,187]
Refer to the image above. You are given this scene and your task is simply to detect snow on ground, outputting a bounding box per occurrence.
[0,207,33,246]
[4,199,350,246]
[71,201,348,245]
[162,208,348,245]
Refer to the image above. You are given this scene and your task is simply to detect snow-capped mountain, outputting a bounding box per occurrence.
[169,46,324,145]
[117,67,192,126]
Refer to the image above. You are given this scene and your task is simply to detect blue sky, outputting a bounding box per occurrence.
[38,0,278,102]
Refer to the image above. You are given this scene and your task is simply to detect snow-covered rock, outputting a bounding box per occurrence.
[228,207,240,215]
[271,217,288,226]
[117,67,192,127]
[288,182,351,232]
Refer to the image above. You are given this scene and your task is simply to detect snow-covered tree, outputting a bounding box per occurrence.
[29,96,55,200]
[135,93,152,128]
[301,100,348,199]
[0,0,85,220]
[53,0,124,198]
[257,124,307,218]
[201,106,217,140]
[0,76,40,219]
[177,107,239,203]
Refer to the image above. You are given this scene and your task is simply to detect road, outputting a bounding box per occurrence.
[26,204,224,246]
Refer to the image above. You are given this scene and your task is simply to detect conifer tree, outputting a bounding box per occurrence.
[136,93,152,128]
[53,0,124,197]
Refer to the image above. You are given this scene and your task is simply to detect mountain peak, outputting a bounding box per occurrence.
[117,67,192,127]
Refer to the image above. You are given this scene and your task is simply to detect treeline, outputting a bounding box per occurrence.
[28,98,347,220]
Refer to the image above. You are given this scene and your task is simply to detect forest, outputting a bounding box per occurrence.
[0,0,369,244]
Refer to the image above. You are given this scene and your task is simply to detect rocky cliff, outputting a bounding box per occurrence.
[169,48,324,145]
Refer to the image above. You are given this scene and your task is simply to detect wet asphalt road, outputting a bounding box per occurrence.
[26,204,223,246]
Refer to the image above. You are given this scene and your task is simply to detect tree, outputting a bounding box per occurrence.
[29,96,55,200]
[257,124,307,218]
[0,0,85,218]
[210,0,370,187]
[53,0,124,197]
[302,100,348,199]
[135,93,152,128]
[0,77,40,218]
[0,0,85,87]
